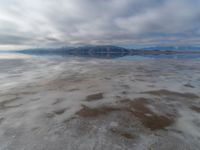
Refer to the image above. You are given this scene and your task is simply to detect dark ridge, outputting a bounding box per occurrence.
[15,45,200,59]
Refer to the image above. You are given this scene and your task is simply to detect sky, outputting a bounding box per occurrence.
[0,0,200,50]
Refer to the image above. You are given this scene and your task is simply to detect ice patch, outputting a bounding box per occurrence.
[176,109,200,138]
[110,122,118,127]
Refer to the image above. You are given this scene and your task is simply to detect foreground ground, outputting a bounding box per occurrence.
[0,57,200,150]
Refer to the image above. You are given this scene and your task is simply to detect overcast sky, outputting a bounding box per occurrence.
[0,0,200,50]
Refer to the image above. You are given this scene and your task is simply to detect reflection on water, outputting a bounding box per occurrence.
[118,53,200,60]
[1,51,200,60]
[61,52,200,60]
[0,53,32,59]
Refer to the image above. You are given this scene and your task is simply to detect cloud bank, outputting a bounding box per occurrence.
[0,0,200,49]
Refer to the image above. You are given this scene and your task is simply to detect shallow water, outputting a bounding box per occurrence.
[0,53,200,150]
[2,51,200,60]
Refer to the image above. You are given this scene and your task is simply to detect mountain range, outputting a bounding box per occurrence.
[16,45,200,59]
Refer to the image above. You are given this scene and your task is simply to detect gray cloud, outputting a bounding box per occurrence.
[0,0,200,49]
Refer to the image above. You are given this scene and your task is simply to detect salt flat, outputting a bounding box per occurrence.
[0,57,200,150]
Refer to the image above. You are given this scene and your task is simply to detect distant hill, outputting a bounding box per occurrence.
[16,45,200,59]
[141,46,200,51]
[17,45,130,58]
[18,45,127,53]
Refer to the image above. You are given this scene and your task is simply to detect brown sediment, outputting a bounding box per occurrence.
[191,106,200,113]
[85,93,103,101]
[121,133,134,139]
[111,128,134,139]
[76,105,120,117]
[140,115,173,130]
[76,97,173,130]
[128,98,150,113]
[143,89,199,99]
[45,77,84,89]
[127,98,174,130]
[120,98,131,103]
[68,88,79,92]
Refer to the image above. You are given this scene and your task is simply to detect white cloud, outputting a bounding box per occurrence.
[0,0,199,49]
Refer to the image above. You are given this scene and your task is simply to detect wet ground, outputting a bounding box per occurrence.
[0,57,200,150]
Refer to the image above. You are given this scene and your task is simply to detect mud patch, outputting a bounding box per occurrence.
[76,105,120,117]
[111,128,134,139]
[143,89,199,99]
[191,106,200,113]
[119,99,131,103]
[76,97,173,130]
[85,93,103,101]
[128,98,174,130]
[68,88,79,92]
